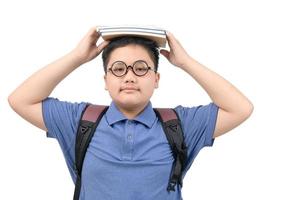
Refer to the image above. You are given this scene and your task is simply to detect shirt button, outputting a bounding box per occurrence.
[127,134,132,140]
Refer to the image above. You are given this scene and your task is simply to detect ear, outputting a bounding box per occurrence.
[154,72,160,88]
[104,74,108,90]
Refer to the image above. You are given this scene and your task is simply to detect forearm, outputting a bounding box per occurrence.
[9,51,81,105]
[181,57,253,114]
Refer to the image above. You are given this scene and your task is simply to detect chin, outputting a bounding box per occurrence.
[120,97,150,109]
[123,100,141,106]
[115,98,140,106]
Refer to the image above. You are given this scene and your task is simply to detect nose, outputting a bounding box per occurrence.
[124,66,137,83]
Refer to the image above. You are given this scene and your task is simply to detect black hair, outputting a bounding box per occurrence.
[102,36,159,73]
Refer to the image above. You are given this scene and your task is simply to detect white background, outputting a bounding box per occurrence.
[1,0,299,199]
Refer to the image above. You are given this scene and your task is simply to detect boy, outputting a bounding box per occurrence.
[8,26,253,200]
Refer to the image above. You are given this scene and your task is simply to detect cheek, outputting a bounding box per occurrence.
[141,80,156,94]
[106,78,120,92]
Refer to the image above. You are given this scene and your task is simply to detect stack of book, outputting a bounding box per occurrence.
[97,25,167,48]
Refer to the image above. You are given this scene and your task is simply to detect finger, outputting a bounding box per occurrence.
[166,30,183,49]
[165,31,176,47]
[88,26,103,45]
[97,40,110,53]
[160,49,170,60]
[90,26,101,39]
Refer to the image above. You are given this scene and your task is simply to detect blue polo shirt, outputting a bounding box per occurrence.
[42,97,218,200]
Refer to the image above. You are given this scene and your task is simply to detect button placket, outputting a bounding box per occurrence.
[122,120,135,160]
[127,134,133,140]
[127,120,134,142]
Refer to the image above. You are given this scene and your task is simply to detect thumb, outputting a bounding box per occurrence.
[160,49,170,60]
[97,40,110,53]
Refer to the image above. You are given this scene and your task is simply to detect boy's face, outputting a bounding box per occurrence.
[104,44,160,110]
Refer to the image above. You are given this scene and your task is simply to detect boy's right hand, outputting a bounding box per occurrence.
[8,26,110,132]
[71,26,110,65]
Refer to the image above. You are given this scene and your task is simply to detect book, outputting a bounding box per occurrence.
[96,25,167,48]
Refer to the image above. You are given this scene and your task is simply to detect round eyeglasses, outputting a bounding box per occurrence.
[107,60,156,77]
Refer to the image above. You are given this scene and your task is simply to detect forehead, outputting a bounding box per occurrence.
[108,44,154,65]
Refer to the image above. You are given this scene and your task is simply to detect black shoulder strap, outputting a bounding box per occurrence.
[154,108,187,192]
[73,104,108,200]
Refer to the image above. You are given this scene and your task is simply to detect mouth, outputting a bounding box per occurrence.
[120,86,139,92]
[120,88,139,92]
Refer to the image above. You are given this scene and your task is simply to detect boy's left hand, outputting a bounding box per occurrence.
[160,31,192,69]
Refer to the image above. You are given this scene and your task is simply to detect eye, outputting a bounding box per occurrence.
[113,67,124,72]
[112,62,126,73]
[134,61,148,72]
[136,67,147,71]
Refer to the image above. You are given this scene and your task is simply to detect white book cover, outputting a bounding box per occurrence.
[96,25,167,47]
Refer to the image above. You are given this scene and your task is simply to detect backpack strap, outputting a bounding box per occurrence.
[73,104,187,199]
[154,108,188,192]
[73,104,109,200]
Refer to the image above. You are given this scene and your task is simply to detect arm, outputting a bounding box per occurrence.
[8,27,109,131]
[160,31,254,138]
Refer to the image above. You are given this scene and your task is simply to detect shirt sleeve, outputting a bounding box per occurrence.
[42,97,87,180]
[174,102,219,175]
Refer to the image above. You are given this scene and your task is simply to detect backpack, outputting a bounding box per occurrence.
[73,104,187,200]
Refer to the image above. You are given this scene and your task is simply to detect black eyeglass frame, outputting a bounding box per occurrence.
[107,60,157,77]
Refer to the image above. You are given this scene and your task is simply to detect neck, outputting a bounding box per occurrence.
[115,101,149,119]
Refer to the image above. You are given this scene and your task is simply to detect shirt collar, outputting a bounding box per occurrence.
[105,101,156,128]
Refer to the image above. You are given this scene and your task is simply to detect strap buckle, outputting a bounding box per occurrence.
[167,181,177,192]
